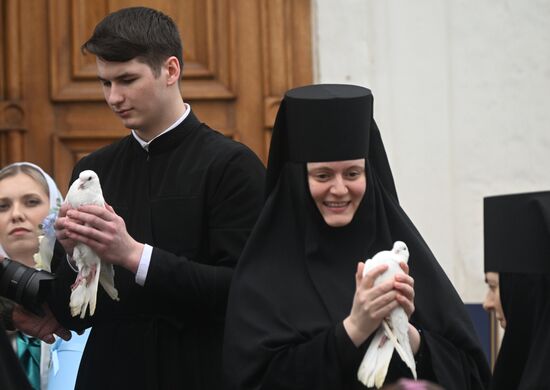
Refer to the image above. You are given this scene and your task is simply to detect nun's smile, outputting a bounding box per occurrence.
[307,159,366,227]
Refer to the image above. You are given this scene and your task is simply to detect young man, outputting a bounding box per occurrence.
[50,7,265,389]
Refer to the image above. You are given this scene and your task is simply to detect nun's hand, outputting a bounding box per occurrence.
[343,262,399,347]
[394,262,415,318]
[396,262,421,354]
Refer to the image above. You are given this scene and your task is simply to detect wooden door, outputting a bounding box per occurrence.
[0,0,312,192]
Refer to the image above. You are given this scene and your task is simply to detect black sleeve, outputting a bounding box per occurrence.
[254,324,357,389]
[249,323,397,390]
[334,321,369,379]
[143,150,265,318]
[411,327,436,381]
[422,329,489,390]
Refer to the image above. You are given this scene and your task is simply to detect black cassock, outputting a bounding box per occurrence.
[223,85,491,390]
[49,110,265,389]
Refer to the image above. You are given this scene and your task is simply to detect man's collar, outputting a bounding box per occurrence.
[131,103,191,151]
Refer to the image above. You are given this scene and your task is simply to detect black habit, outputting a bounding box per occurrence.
[223,84,490,390]
[485,191,550,390]
[49,110,265,389]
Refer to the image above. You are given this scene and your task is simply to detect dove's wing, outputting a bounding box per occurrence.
[70,244,102,318]
[384,310,417,379]
[33,235,53,272]
[358,326,394,389]
[381,261,417,379]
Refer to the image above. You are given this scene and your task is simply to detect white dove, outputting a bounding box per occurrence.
[66,170,119,318]
[357,241,417,388]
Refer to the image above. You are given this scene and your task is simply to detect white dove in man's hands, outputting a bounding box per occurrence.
[66,170,119,318]
[357,241,417,388]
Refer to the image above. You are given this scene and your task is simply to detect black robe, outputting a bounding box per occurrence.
[490,273,550,390]
[49,111,265,389]
[483,192,550,390]
[223,85,490,390]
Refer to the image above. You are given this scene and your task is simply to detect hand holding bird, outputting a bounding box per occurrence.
[64,170,119,318]
[357,241,417,388]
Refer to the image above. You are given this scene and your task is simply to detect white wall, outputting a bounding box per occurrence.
[313,0,550,302]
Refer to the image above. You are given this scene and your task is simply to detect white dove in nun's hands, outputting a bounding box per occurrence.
[65,170,119,318]
[357,241,417,388]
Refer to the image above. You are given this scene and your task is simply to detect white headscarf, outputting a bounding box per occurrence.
[0,162,63,268]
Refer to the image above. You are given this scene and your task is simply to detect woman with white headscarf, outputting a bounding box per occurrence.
[0,162,89,389]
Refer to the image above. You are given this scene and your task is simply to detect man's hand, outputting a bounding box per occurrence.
[54,203,78,257]
[12,304,71,344]
[64,204,143,273]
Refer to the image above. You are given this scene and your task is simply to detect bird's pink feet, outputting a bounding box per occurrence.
[70,264,97,290]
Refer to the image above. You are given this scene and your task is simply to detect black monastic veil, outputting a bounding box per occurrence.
[485,191,550,390]
[223,84,490,389]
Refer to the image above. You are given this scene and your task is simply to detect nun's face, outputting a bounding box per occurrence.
[307,159,366,227]
[0,173,50,263]
[482,272,506,329]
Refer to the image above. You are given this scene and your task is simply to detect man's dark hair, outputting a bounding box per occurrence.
[81,7,183,77]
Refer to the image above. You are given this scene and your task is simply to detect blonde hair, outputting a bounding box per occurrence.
[0,164,50,199]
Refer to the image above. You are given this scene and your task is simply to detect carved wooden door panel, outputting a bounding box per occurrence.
[0,0,312,192]
[0,1,26,166]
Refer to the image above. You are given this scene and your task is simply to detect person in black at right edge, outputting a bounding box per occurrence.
[484,191,550,390]
[223,84,490,389]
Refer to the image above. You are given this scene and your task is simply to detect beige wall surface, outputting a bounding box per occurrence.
[313,0,550,302]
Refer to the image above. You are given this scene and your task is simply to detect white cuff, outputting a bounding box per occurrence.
[135,244,153,286]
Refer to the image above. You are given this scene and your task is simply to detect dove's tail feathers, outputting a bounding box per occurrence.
[69,280,93,319]
[373,331,395,388]
[69,246,101,318]
[80,291,90,320]
[33,234,55,272]
[99,264,119,301]
[382,320,417,379]
[358,327,394,388]
[358,328,381,387]
[70,283,85,318]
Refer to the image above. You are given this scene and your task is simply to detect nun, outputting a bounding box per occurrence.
[223,84,490,389]
[484,191,550,390]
